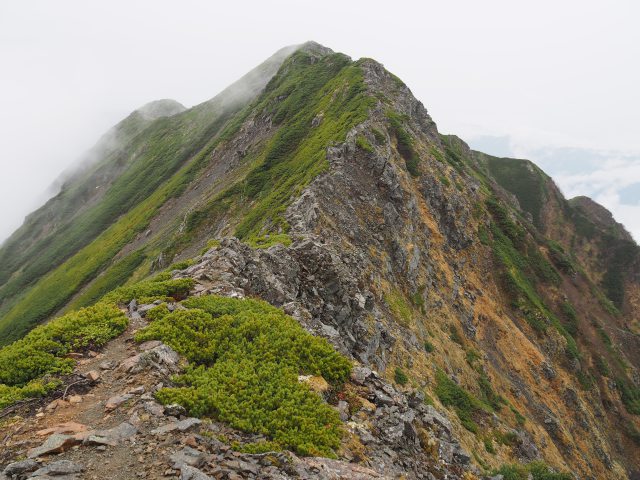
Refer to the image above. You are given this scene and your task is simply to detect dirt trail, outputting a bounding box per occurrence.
[0,312,183,479]
[1,304,387,480]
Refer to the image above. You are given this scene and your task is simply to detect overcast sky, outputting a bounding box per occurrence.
[1,0,639,242]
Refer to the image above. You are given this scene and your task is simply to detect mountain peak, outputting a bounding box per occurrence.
[135,99,186,120]
[570,195,634,242]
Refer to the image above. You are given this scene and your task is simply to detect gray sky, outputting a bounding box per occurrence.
[1,0,639,241]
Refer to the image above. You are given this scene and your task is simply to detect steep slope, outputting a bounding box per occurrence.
[1,42,639,479]
[0,42,308,343]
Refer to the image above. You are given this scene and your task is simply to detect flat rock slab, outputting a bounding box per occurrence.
[180,465,213,480]
[170,447,210,469]
[99,360,118,370]
[84,422,138,446]
[143,401,164,416]
[152,418,201,435]
[36,422,87,437]
[31,460,83,477]
[3,459,39,476]
[104,393,134,411]
[28,434,81,458]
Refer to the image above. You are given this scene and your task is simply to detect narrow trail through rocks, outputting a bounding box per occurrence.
[0,303,401,480]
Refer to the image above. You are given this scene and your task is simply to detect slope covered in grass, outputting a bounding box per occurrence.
[0,277,192,409]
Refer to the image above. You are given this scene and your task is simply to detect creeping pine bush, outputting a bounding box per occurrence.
[0,302,127,409]
[103,278,194,305]
[0,277,191,410]
[135,295,352,457]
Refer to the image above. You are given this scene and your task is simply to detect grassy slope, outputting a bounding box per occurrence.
[164,52,374,255]
[0,105,233,311]
[0,49,374,345]
[482,155,549,229]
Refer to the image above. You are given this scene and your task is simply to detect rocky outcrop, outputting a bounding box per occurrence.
[1,302,476,480]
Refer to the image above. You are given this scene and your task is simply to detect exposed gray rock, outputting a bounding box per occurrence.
[28,434,80,458]
[164,403,187,417]
[30,460,83,477]
[104,393,133,411]
[3,459,39,477]
[84,422,137,447]
[143,401,165,416]
[170,447,210,469]
[98,360,117,370]
[152,418,201,435]
[179,465,212,480]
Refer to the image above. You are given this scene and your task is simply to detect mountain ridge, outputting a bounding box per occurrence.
[0,42,638,479]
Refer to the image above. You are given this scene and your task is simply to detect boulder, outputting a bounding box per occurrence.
[3,459,39,477]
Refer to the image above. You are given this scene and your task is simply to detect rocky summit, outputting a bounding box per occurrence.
[0,42,639,480]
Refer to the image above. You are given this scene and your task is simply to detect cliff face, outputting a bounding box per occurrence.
[0,43,639,479]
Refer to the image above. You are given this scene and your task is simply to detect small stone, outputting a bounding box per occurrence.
[351,367,374,385]
[170,447,209,469]
[105,393,134,411]
[180,465,213,480]
[45,399,69,411]
[119,355,142,372]
[84,370,101,381]
[337,400,350,421]
[144,401,165,416]
[99,360,118,370]
[152,418,200,435]
[85,422,137,447]
[68,395,83,404]
[129,386,146,395]
[176,418,201,431]
[184,435,198,448]
[164,404,186,417]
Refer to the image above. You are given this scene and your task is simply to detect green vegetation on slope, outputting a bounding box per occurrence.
[174,52,375,250]
[134,295,351,457]
[0,277,191,408]
[0,99,240,344]
[600,238,639,308]
[435,369,489,433]
[484,157,549,229]
[66,250,147,310]
[0,106,235,308]
[387,111,420,176]
[486,198,579,360]
[0,303,127,409]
